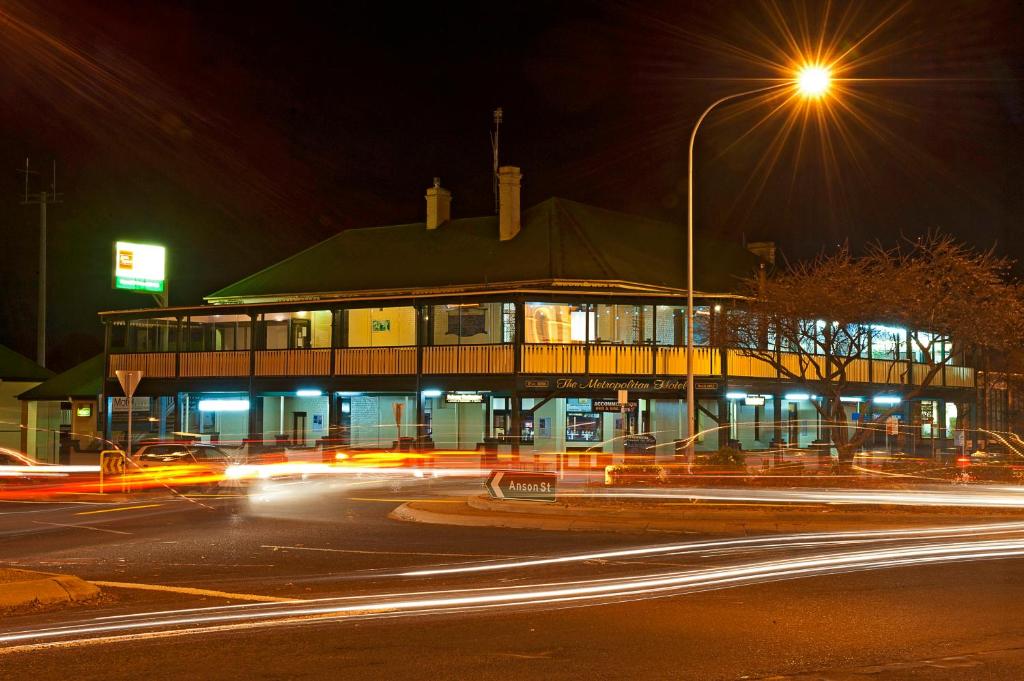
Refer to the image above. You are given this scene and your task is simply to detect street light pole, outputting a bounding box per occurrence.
[684,81,799,460]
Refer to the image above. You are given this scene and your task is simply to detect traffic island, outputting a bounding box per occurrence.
[0,568,101,610]
[390,495,1024,536]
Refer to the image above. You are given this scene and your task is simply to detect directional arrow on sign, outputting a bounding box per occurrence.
[485,470,558,502]
[486,471,506,499]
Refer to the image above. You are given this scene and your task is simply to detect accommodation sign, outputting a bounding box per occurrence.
[518,376,719,392]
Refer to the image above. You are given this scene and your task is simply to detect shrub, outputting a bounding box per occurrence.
[702,446,747,471]
[604,464,668,486]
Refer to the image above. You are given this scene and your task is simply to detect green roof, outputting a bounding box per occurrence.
[18,355,103,401]
[0,344,52,382]
[207,198,763,301]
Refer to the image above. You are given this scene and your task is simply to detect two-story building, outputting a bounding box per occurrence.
[99,169,976,463]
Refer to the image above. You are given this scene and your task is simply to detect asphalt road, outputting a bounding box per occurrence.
[3,476,1024,680]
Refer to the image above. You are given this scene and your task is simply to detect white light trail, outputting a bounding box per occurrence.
[5,525,1024,652]
[577,485,1024,508]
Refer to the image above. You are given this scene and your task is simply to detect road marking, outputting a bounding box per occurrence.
[0,610,383,656]
[89,581,305,603]
[347,497,462,503]
[0,498,108,506]
[75,503,163,516]
[31,520,131,535]
[261,544,517,558]
[182,493,245,498]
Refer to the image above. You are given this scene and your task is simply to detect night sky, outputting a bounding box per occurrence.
[0,0,1022,371]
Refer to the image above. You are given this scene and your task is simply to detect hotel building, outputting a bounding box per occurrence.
[99,170,976,463]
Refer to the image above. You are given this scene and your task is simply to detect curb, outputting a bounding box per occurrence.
[0,568,101,609]
[391,496,1021,536]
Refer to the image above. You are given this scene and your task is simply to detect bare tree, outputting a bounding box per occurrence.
[724,234,1024,465]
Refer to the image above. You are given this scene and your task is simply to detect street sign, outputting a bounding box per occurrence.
[114,370,144,460]
[115,370,143,398]
[99,450,127,493]
[485,470,557,502]
[886,415,900,436]
[100,450,126,475]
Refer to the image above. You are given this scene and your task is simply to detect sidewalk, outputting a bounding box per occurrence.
[390,494,1024,536]
[0,568,100,610]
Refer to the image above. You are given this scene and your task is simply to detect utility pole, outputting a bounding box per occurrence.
[18,159,62,368]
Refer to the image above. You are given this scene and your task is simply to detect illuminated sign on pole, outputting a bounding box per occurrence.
[114,241,166,293]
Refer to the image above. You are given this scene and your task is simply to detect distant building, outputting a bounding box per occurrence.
[18,355,104,462]
[0,344,52,454]
[97,173,977,461]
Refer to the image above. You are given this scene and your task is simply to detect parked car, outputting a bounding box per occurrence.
[131,443,237,489]
[0,449,62,486]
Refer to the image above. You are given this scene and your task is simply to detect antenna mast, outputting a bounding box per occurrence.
[491,107,502,214]
[18,158,63,368]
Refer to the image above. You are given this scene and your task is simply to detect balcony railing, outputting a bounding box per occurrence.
[180,351,248,377]
[589,345,652,374]
[423,345,513,374]
[106,346,975,388]
[521,344,586,373]
[256,349,331,376]
[109,352,176,378]
[655,347,720,376]
[335,347,415,375]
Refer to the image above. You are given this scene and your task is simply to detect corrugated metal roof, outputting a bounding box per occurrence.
[0,344,53,382]
[17,355,102,401]
[206,198,762,302]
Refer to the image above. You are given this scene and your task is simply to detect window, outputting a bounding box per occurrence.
[257,311,330,349]
[126,318,179,352]
[655,306,686,346]
[187,315,251,351]
[502,303,516,343]
[593,305,653,345]
[871,325,907,360]
[911,331,949,364]
[692,306,711,346]
[345,307,415,347]
[189,446,229,461]
[139,445,188,461]
[109,321,128,352]
[524,303,593,343]
[428,302,512,345]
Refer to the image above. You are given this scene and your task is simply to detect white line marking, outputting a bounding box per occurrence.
[261,544,517,558]
[90,581,303,603]
[31,520,131,535]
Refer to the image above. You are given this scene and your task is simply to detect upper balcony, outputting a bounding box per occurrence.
[108,344,975,388]
[103,302,976,389]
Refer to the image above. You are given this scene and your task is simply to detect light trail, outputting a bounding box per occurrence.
[398,521,1024,576]
[5,524,1024,652]
[577,485,1024,508]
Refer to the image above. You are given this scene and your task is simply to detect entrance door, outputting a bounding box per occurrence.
[291,319,312,348]
[787,403,799,446]
[292,411,307,446]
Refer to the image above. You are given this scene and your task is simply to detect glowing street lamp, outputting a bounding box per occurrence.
[683,65,832,461]
[796,65,831,98]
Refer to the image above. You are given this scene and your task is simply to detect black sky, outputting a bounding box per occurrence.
[0,0,1022,370]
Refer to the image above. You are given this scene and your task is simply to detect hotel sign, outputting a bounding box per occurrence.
[114,241,166,293]
[445,392,484,403]
[517,376,720,393]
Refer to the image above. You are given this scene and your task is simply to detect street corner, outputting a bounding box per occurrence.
[0,567,101,612]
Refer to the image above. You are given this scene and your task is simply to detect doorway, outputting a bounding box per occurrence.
[291,319,312,348]
[292,411,307,446]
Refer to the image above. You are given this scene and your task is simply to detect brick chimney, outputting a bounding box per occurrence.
[425,177,451,229]
[498,166,522,241]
